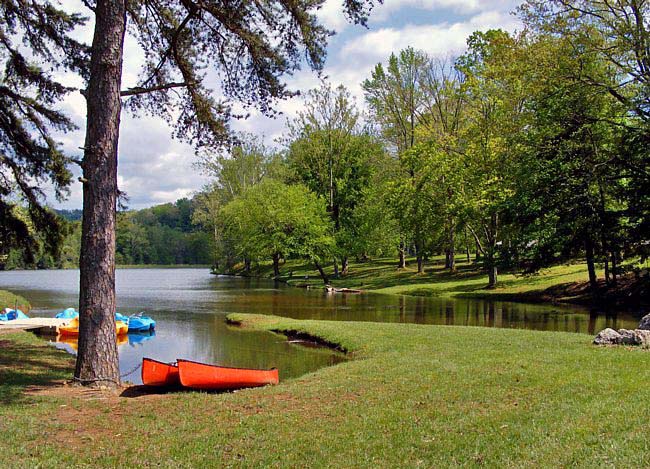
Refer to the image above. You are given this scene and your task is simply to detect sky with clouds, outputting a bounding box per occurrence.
[52,0,522,210]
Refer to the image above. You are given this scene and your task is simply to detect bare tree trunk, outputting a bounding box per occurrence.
[610,250,618,286]
[272,252,281,278]
[487,262,497,288]
[417,255,424,274]
[314,260,329,285]
[447,223,455,272]
[485,214,498,289]
[341,256,349,276]
[244,258,251,274]
[75,0,126,387]
[398,240,406,268]
[333,258,339,278]
[585,238,598,290]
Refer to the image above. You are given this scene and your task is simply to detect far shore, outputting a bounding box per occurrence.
[216,256,650,310]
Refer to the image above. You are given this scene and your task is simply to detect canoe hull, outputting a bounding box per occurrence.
[177,359,279,390]
[141,358,180,387]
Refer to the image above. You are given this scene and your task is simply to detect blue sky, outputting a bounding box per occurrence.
[53,0,521,210]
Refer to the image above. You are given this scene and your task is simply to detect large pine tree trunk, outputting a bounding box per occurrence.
[75,0,126,387]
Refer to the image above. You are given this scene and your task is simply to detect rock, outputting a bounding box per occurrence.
[618,329,640,345]
[634,329,650,347]
[638,313,650,330]
[593,328,622,345]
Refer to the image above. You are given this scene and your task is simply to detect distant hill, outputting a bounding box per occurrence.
[55,209,83,221]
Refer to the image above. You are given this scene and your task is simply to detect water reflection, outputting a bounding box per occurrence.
[0,268,641,384]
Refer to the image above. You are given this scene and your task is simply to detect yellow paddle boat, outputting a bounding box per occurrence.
[57,317,129,336]
[57,332,129,352]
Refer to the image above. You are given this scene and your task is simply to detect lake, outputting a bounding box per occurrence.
[0,268,640,384]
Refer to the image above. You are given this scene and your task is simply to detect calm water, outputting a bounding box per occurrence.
[0,268,641,383]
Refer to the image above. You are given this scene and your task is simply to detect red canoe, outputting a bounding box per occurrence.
[177,359,279,390]
[141,358,180,387]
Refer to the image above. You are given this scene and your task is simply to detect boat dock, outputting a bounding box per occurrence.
[0,318,69,336]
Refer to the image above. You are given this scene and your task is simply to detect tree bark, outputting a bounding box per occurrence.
[272,252,281,278]
[341,256,349,276]
[485,214,498,289]
[398,240,406,268]
[446,223,455,272]
[417,255,424,274]
[314,260,329,285]
[585,238,598,290]
[75,0,126,387]
[333,258,339,279]
[244,258,251,274]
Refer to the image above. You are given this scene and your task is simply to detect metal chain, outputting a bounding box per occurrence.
[70,362,142,385]
[120,362,142,378]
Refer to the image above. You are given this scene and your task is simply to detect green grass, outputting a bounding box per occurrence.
[2,316,650,467]
[229,256,598,303]
[0,290,30,312]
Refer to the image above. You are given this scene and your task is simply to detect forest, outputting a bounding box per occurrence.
[188,5,650,290]
[2,1,649,293]
[0,201,212,269]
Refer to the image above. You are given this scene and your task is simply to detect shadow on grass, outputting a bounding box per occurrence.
[120,385,241,398]
[0,338,73,406]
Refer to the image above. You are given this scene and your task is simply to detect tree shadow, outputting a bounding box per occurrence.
[0,338,74,406]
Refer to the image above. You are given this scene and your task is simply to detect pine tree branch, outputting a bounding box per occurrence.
[120,81,190,97]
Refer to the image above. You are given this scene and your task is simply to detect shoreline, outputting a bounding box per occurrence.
[214,258,650,311]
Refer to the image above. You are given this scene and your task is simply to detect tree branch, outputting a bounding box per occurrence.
[120,81,189,97]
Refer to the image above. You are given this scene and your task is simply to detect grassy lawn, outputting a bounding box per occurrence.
[2,315,650,467]
[0,290,30,313]
[230,256,604,303]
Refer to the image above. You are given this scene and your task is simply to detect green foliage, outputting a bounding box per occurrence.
[221,179,335,270]
[287,83,389,263]
[0,0,86,263]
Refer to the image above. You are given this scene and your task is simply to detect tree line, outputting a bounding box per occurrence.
[194,3,650,289]
[0,201,212,269]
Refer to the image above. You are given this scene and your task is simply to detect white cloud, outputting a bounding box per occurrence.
[341,10,520,63]
[50,0,520,210]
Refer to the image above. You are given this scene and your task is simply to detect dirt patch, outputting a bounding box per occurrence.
[271,329,348,354]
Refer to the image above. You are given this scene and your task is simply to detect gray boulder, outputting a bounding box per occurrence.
[632,329,650,347]
[618,329,640,345]
[593,328,622,345]
[638,313,650,330]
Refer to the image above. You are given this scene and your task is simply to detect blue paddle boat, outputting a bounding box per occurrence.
[128,330,156,346]
[0,308,28,321]
[55,308,79,319]
[115,312,156,332]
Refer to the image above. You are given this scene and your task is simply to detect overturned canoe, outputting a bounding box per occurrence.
[177,359,279,390]
[141,358,180,387]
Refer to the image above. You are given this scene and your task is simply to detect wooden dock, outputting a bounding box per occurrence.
[0,318,70,336]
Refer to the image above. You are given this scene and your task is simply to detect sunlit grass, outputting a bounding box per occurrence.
[233,256,595,301]
[2,316,650,466]
[0,290,30,312]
